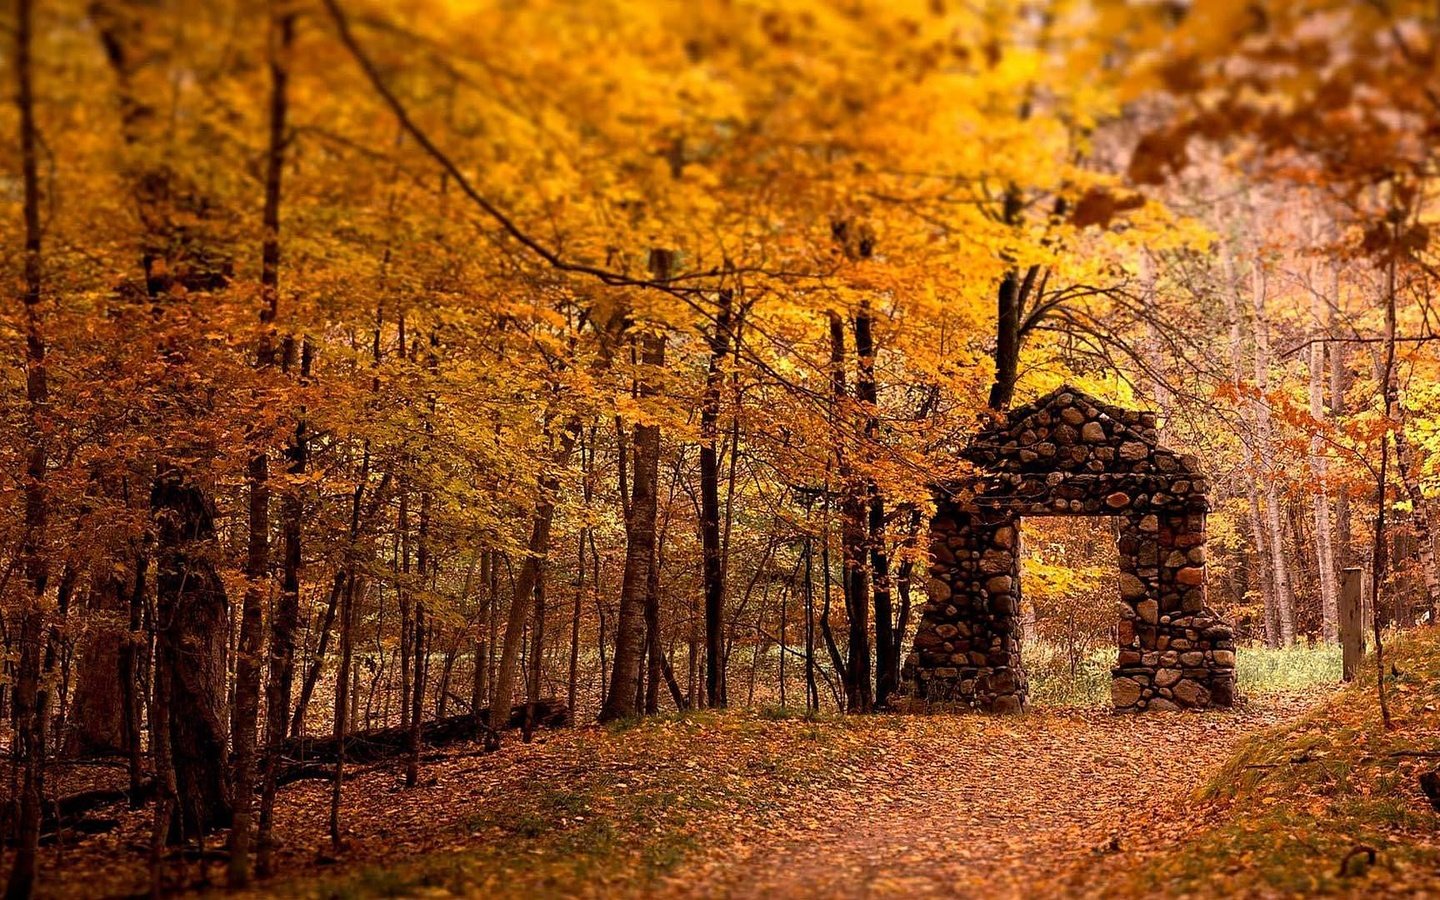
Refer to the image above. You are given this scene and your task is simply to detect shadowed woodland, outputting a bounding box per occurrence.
[2,0,1440,897]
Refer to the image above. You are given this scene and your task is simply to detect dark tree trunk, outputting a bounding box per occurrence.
[988,190,1025,412]
[854,302,894,707]
[228,448,267,886]
[7,1,49,893]
[65,577,128,758]
[151,467,234,841]
[259,337,307,876]
[828,312,872,713]
[699,288,733,708]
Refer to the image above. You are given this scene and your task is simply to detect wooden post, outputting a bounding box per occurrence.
[1340,567,1364,682]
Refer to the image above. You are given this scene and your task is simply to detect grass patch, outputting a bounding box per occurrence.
[1025,639,1342,708]
[1074,628,1440,898]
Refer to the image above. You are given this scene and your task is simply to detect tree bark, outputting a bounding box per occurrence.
[854,302,894,706]
[1248,260,1296,644]
[600,249,670,722]
[151,467,234,840]
[1308,333,1339,642]
[828,311,872,713]
[488,423,579,741]
[699,288,733,708]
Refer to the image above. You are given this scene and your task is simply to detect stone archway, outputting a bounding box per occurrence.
[900,386,1237,713]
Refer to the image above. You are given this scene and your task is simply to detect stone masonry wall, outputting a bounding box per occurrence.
[901,386,1236,713]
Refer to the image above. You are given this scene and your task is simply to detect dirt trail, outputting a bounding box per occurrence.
[664,695,1317,899]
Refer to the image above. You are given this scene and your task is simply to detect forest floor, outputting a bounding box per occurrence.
[29,686,1337,899]
[31,635,1440,900]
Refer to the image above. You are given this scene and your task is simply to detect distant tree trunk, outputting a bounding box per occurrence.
[1330,295,1352,568]
[600,250,670,723]
[399,492,413,731]
[855,301,895,706]
[291,570,344,736]
[259,335,307,876]
[152,467,234,840]
[1223,247,1278,644]
[1308,333,1339,642]
[1375,386,1440,621]
[330,567,358,850]
[644,542,664,715]
[406,485,431,786]
[803,533,819,713]
[699,288,733,708]
[473,550,492,717]
[292,465,391,737]
[1249,260,1296,645]
[523,569,546,741]
[120,543,147,805]
[228,446,268,886]
[489,422,579,742]
[568,533,583,716]
[65,578,128,757]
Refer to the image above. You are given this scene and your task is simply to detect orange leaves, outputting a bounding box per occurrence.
[1127,128,1191,186]
[1069,188,1147,229]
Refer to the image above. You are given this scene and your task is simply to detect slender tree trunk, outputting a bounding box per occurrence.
[1308,331,1339,642]
[828,312,872,712]
[600,250,670,722]
[854,302,894,706]
[1249,260,1296,644]
[987,190,1025,412]
[258,336,307,876]
[6,15,49,881]
[488,423,579,742]
[699,288,732,708]
[803,533,818,713]
[406,485,431,786]
[330,568,358,850]
[523,569,546,741]
[1390,427,1440,621]
[228,448,268,886]
[1330,293,1352,568]
[1222,247,1279,644]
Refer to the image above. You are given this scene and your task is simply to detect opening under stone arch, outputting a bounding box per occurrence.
[1019,516,1122,705]
[899,385,1238,714]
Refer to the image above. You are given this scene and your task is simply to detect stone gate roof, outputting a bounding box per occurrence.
[944,385,1207,516]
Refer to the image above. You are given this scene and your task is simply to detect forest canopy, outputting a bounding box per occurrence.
[3,0,1439,896]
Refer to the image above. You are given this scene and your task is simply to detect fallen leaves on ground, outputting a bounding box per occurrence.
[30,692,1335,899]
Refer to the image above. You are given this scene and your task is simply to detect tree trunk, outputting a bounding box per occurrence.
[258,336,307,876]
[854,302,894,706]
[828,311,872,713]
[699,288,732,708]
[7,3,49,893]
[228,448,267,886]
[1308,334,1339,642]
[330,569,359,850]
[1330,296,1352,568]
[65,578,128,757]
[152,467,234,841]
[488,423,579,742]
[600,249,671,723]
[1249,260,1296,644]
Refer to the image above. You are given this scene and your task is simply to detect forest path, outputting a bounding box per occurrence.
[661,694,1317,899]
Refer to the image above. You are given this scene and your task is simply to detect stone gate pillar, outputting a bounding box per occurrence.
[1112,510,1236,711]
[902,503,1027,713]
